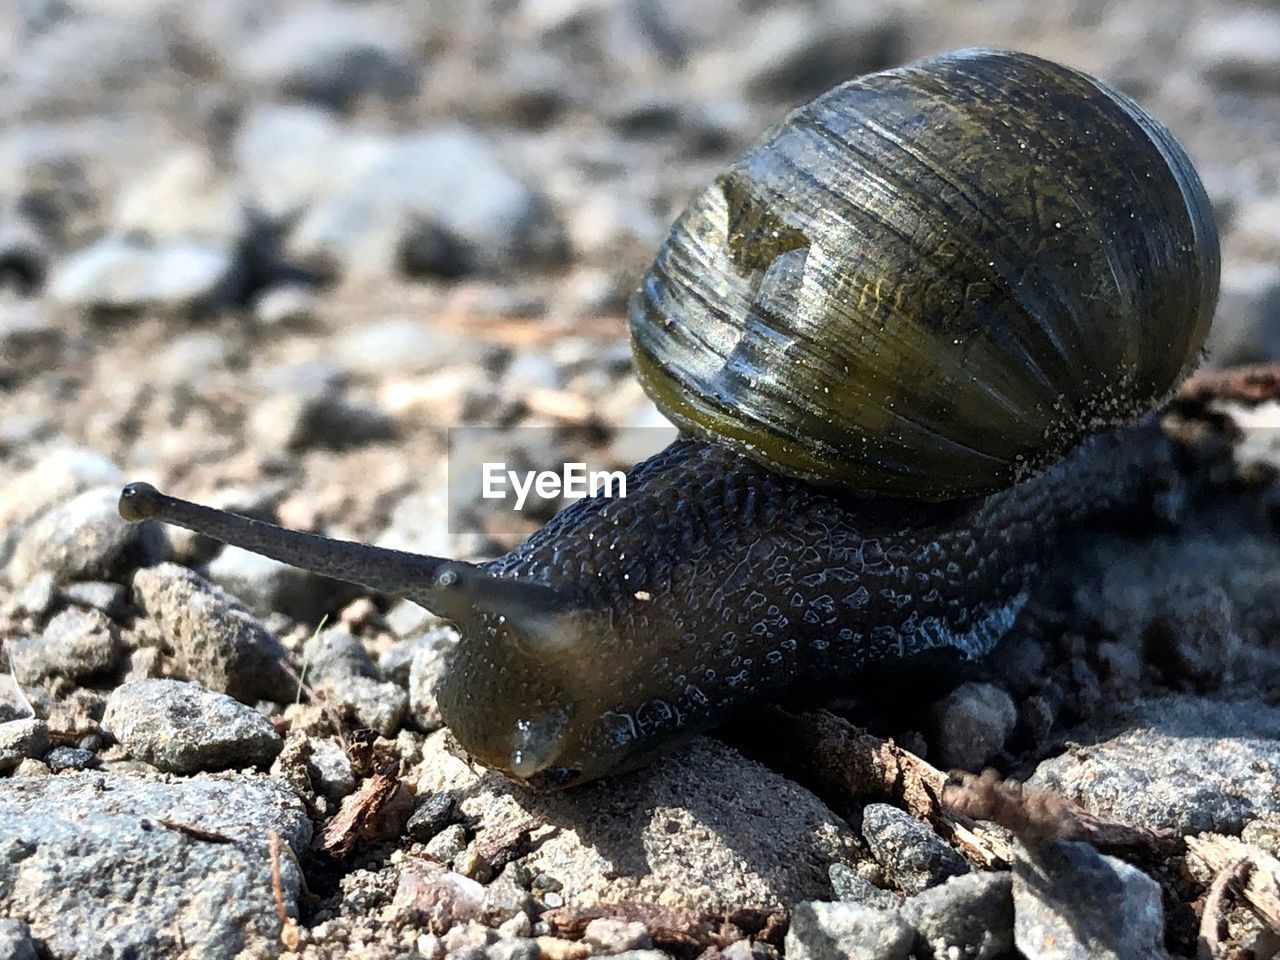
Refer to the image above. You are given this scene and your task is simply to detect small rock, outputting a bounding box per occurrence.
[380,623,455,684]
[1012,841,1166,960]
[47,237,245,315]
[384,600,440,639]
[483,864,539,925]
[785,901,915,960]
[1206,262,1280,367]
[113,146,248,247]
[0,297,59,378]
[288,128,563,278]
[0,448,121,568]
[488,937,539,960]
[0,771,309,958]
[11,606,120,683]
[7,485,168,586]
[931,682,1017,770]
[324,673,408,736]
[253,283,317,327]
[583,918,653,953]
[415,732,861,912]
[1192,9,1280,89]
[103,679,283,773]
[425,822,469,864]
[861,805,968,895]
[13,571,57,616]
[408,638,453,731]
[0,918,38,960]
[407,791,458,842]
[235,3,418,110]
[0,718,50,772]
[204,545,362,620]
[43,745,98,772]
[334,318,501,377]
[131,563,294,703]
[308,737,356,801]
[443,920,498,957]
[60,580,126,617]
[246,381,396,453]
[393,859,487,927]
[1030,696,1280,834]
[828,863,898,908]
[900,872,1013,960]
[1242,812,1280,858]
[234,102,344,220]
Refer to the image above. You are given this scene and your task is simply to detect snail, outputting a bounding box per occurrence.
[118,48,1219,790]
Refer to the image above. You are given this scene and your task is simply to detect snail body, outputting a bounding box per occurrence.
[118,49,1218,789]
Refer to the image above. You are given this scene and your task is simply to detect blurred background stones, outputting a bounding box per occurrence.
[2,0,1279,562]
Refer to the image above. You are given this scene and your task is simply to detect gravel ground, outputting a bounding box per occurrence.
[2,1,1280,959]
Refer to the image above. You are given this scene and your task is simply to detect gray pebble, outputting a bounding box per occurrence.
[131,563,293,703]
[785,900,915,960]
[60,580,126,616]
[0,770,309,958]
[828,863,897,908]
[103,678,282,774]
[1013,841,1165,960]
[583,918,653,953]
[234,3,418,110]
[204,545,362,621]
[931,682,1017,771]
[486,937,539,960]
[307,737,356,801]
[14,571,57,616]
[334,317,503,377]
[1206,262,1280,366]
[0,449,121,565]
[408,638,452,731]
[43,745,97,772]
[253,283,317,327]
[47,236,245,316]
[380,624,455,684]
[0,718,50,772]
[425,823,469,863]
[1030,696,1280,834]
[8,485,168,586]
[324,673,408,736]
[481,864,539,926]
[407,791,458,842]
[288,128,563,279]
[0,918,38,960]
[900,871,1013,960]
[861,805,968,895]
[234,102,343,220]
[1192,9,1280,89]
[11,606,120,683]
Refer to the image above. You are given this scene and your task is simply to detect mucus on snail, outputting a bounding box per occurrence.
[118,49,1219,790]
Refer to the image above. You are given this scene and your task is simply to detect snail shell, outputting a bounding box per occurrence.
[631,48,1219,499]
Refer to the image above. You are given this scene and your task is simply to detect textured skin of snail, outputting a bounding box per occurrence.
[117,49,1219,790]
[444,422,1176,788]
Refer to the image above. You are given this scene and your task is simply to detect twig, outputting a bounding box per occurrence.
[156,818,234,844]
[268,829,288,926]
[941,768,1174,858]
[269,828,302,950]
[1187,834,1280,934]
[1198,857,1254,960]
[757,708,1012,868]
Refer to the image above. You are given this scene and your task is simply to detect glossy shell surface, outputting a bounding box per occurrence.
[630,48,1219,499]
